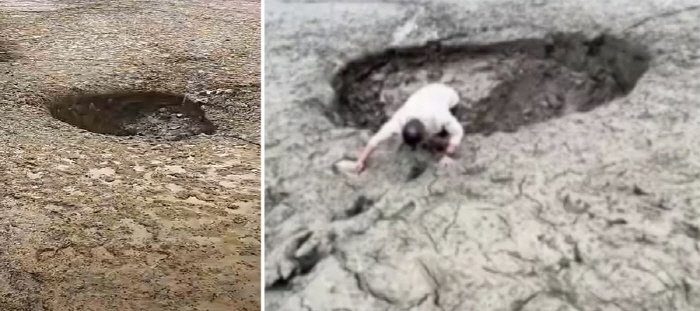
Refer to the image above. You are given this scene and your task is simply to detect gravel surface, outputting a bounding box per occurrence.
[1,0,260,310]
[264,0,700,310]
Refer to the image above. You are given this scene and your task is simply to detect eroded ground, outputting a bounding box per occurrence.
[264,0,700,310]
[0,0,260,310]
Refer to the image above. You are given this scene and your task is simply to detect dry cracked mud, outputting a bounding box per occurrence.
[1,0,260,310]
[264,0,700,310]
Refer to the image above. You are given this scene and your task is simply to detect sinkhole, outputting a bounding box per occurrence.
[47,91,216,140]
[0,41,13,62]
[329,32,651,135]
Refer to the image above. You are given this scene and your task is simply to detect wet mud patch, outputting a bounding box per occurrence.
[47,91,216,140]
[330,32,650,135]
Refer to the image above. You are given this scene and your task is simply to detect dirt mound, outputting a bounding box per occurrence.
[47,91,216,140]
[330,32,650,135]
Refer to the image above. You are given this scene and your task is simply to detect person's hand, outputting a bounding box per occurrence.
[355,159,366,173]
[445,143,458,156]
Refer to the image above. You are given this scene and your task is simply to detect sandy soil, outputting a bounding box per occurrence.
[0,1,260,310]
[264,0,700,310]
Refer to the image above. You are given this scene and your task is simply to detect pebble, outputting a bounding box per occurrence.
[88,167,115,179]
[164,165,186,174]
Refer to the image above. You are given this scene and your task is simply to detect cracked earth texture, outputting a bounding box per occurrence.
[1,0,260,310]
[264,0,700,310]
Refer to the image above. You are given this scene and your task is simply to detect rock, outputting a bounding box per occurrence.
[359,257,435,308]
[163,165,186,174]
[87,167,115,179]
[332,159,358,177]
[165,183,184,193]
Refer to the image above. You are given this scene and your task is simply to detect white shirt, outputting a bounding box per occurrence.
[367,83,463,148]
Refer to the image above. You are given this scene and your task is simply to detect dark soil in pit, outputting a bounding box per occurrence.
[0,42,13,62]
[330,32,651,135]
[48,91,216,140]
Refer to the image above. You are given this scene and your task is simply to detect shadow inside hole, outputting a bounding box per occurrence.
[330,32,651,136]
[0,41,15,62]
[47,91,216,140]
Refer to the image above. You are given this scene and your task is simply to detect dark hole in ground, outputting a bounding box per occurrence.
[0,42,13,62]
[47,91,216,140]
[329,32,650,136]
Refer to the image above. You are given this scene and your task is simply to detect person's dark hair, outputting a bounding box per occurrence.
[402,118,426,150]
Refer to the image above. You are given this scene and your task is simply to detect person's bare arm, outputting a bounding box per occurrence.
[356,119,399,172]
[443,115,464,157]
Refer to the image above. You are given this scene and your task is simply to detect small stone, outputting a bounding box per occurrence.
[164,165,186,174]
[88,167,115,179]
[26,171,43,179]
[165,183,184,193]
[174,191,190,200]
[332,160,357,176]
[184,196,211,206]
[44,204,63,212]
[219,181,236,188]
[429,180,447,196]
[361,258,435,308]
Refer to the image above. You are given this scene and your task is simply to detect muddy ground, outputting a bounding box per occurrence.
[264,0,700,310]
[1,1,260,310]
